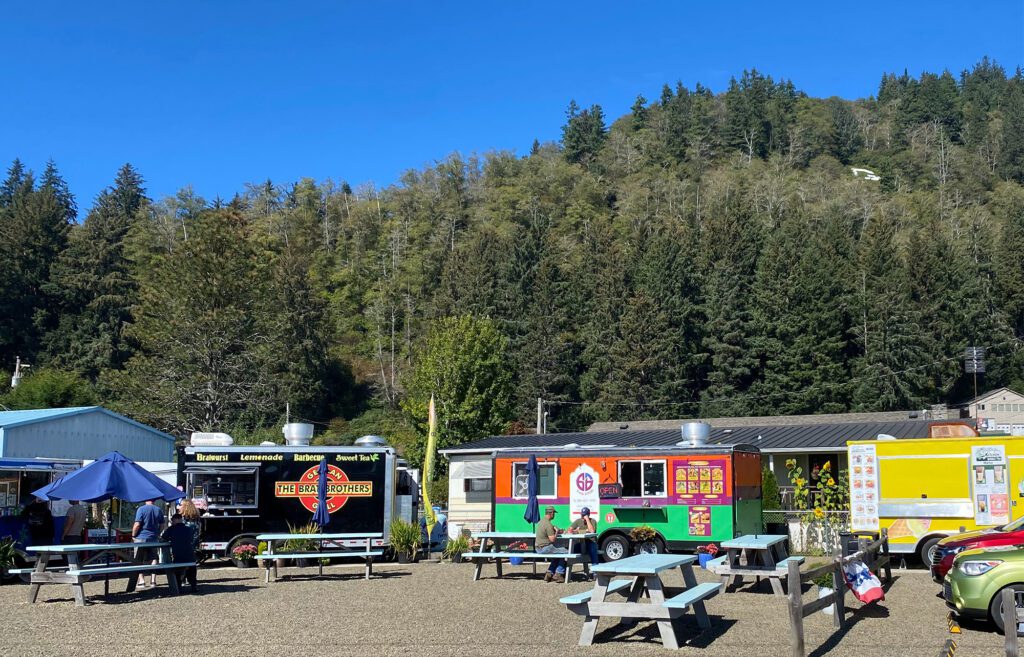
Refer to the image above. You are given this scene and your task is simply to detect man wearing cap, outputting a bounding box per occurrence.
[535,505,568,583]
[569,507,599,577]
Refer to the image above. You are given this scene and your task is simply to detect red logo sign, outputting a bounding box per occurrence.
[274,464,372,513]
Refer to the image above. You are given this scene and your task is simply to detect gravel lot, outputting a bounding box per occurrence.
[0,561,1005,657]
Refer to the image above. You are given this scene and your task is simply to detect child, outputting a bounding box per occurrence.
[161,513,198,593]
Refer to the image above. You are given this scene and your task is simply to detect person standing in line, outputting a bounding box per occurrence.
[22,497,54,547]
[161,514,198,593]
[61,500,87,544]
[132,499,165,589]
[178,499,202,590]
[569,507,599,578]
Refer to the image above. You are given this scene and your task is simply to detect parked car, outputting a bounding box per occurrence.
[944,545,1024,635]
[931,516,1024,582]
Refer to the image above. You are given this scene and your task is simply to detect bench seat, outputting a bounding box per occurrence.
[67,562,196,577]
[778,556,805,566]
[559,578,633,605]
[664,582,720,609]
[254,551,382,560]
[706,556,727,569]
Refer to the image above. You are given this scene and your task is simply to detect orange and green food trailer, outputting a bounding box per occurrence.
[491,444,763,561]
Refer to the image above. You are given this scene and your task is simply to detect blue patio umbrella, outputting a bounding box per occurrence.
[523,454,541,526]
[312,457,331,528]
[33,451,185,503]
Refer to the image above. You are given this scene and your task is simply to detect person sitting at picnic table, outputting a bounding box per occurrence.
[568,506,599,577]
[132,499,165,589]
[161,513,198,593]
[536,505,568,583]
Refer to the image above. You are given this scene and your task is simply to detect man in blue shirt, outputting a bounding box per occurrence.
[132,500,165,588]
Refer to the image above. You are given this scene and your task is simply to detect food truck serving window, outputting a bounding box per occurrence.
[185,467,258,507]
[619,460,667,498]
[512,462,556,498]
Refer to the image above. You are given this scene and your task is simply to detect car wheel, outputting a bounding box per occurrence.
[990,584,1024,636]
[919,537,941,565]
[600,534,630,562]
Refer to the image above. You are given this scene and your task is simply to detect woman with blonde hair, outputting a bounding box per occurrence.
[175,499,202,592]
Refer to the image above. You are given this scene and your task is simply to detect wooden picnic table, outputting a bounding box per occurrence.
[22,541,189,606]
[561,553,720,649]
[255,532,384,582]
[710,534,802,596]
[468,530,597,584]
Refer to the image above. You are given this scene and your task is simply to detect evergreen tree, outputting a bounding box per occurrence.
[562,101,607,165]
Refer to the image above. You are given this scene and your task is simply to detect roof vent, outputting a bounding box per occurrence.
[282,423,314,446]
[190,432,234,447]
[354,434,389,448]
[877,433,896,441]
[260,441,276,447]
[562,443,580,448]
[678,422,710,447]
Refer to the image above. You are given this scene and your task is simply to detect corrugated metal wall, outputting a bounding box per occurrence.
[1,412,174,461]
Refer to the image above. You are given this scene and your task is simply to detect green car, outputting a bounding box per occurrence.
[945,545,1024,634]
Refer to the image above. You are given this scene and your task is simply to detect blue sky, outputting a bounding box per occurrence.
[2,1,1021,210]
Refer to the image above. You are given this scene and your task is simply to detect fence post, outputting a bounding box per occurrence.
[1005,588,1019,657]
[788,558,805,657]
[832,556,845,629]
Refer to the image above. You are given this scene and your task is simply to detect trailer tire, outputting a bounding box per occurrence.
[635,537,666,556]
[990,584,1024,635]
[228,537,259,568]
[600,534,631,562]
[919,536,942,565]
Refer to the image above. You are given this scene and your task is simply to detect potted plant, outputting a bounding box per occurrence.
[389,519,420,563]
[284,522,320,568]
[696,543,719,569]
[629,525,659,554]
[442,534,470,564]
[814,570,838,616]
[231,543,258,568]
[0,537,18,585]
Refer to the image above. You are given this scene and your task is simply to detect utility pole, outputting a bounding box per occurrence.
[536,398,543,434]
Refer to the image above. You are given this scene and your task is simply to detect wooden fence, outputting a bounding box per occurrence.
[1001,587,1024,657]
[788,529,892,657]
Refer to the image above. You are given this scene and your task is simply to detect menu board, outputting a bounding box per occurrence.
[972,444,1009,526]
[674,459,728,505]
[688,506,711,537]
[849,444,880,531]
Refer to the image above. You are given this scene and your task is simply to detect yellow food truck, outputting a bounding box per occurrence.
[847,435,1024,562]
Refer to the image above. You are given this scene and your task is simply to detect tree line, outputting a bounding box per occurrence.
[2,58,1024,462]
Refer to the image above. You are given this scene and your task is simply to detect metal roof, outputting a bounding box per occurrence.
[439,419,977,455]
[0,407,174,442]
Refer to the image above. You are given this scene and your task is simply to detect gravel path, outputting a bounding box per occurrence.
[0,561,1004,657]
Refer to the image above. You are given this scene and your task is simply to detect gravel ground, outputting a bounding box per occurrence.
[0,561,1005,657]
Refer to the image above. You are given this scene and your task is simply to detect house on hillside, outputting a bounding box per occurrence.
[439,418,976,533]
[969,388,1024,434]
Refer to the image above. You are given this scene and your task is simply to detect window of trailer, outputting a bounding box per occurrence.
[185,467,259,508]
[619,460,667,497]
[512,462,556,498]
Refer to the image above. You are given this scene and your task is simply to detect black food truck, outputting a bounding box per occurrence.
[178,433,418,560]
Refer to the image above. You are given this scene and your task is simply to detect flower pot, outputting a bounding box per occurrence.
[698,553,713,569]
[817,586,835,616]
[236,560,255,569]
[451,553,463,564]
[397,552,411,564]
[510,556,524,566]
[295,558,312,568]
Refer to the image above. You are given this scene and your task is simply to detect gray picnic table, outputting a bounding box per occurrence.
[709,534,803,596]
[466,530,596,584]
[255,532,383,581]
[18,541,192,606]
[561,553,720,649]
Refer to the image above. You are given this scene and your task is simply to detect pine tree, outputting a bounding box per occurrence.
[44,164,147,377]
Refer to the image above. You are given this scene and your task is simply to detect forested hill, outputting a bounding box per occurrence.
[2,59,1024,459]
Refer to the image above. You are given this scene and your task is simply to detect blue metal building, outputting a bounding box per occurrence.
[0,407,175,462]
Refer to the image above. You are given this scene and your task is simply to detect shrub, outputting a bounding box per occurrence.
[762,467,781,510]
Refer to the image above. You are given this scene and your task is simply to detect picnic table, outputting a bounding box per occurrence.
[560,553,720,649]
[708,534,803,596]
[18,541,192,606]
[466,530,597,584]
[255,532,383,582]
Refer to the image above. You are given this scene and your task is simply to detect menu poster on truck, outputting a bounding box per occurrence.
[674,458,728,505]
[849,444,880,531]
[688,506,711,537]
[972,444,1009,525]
